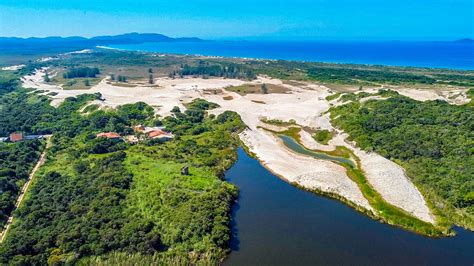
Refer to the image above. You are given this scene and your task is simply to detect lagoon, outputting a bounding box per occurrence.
[224,148,474,265]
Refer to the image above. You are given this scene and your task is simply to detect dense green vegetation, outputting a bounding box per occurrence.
[308,67,436,85]
[467,88,474,107]
[0,140,44,228]
[176,61,256,80]
[0,71,19,96]
[312,129,334,145]
[0,69,246,264]
[330,92,474,229]
[63,67,100,79]
[237,59,474,87]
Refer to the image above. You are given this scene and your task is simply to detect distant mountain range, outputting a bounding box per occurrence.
[453,38,474,43]
[0,33,471,57]
[0,33,204,54]
[0,32,203,46]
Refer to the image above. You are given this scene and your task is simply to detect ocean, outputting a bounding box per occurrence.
[110,40,474,70]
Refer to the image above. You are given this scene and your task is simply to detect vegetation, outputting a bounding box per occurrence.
[177,61,256,80]
[0,140,45,227]
[467,88,474,107]
[312,129,334,145]
[117,75,127,82]
[63,67,100,79]
[0,69,246,264]
[241,59,474,87]
[307,67,437,85]
[260,118,296,127]
[330,92,474,229]
[0,70,19,96]
[0,88,55,136]
[227,83,289,95]
[325,92,341,101]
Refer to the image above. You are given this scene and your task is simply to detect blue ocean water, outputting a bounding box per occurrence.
[111,40,474,70]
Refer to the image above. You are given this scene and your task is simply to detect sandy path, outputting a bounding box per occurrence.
[0,136,52,243]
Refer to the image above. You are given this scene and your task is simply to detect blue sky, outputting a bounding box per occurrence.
[0,0,472,40]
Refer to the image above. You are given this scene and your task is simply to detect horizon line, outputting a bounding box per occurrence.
[0,32,472,43]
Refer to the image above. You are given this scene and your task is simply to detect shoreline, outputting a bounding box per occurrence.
[105,41,474,71]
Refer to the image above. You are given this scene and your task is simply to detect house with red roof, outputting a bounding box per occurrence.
[146,129,173,140]
[96,132,121,139]
[9,132,23,142]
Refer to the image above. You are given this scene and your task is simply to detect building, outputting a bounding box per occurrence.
[9,132,23,142]
[146,129,173,140]
[133,125,146,133]
[125,135,139,144]
[96,132,121,139]
[146,129,166,138]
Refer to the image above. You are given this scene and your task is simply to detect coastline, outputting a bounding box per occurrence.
[107,40,474,71]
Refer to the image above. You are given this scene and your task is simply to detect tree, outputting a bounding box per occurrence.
[84,79,90,86]
[171,106,181,113]
[44,73,50,83]
[63,67,100,79]
[110,74,115,81]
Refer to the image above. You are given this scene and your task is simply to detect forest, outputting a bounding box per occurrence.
[176,61,256,80]
[0,71,19,96]
[63,67,100,79]
[0,140,44,228]
[0,68,246,264]
[330,93,474,229]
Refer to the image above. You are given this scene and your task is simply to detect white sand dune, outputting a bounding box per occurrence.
[302,132,434,223]
[1,64,25,71]
[22,69,439,223]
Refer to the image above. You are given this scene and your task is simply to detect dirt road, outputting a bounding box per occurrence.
[0,136,52,243]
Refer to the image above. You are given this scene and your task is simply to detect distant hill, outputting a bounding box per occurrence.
[89,32,203,44]
[0,33,204,54]
[453,38,474,43]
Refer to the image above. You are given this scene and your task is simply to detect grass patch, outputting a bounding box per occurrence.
[227,83,289,95]
[325,92,342,101]
[260,118,297,127]
[312,129,334,145]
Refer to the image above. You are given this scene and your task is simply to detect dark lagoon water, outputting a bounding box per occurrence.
[223,148,474,266]
[110,40,474,70]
